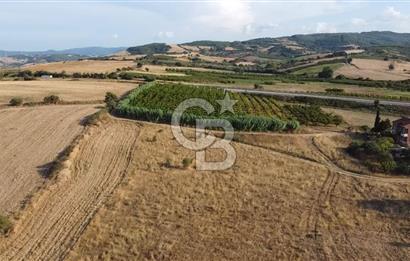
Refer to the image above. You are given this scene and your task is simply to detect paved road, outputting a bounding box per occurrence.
[225,88,410,108]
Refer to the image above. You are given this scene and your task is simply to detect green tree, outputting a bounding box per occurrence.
[318,66,334,78]
[373,100,381,132]
[104,92,119,112]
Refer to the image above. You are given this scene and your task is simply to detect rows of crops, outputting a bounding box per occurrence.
[116,83,342,132]
[124,83,287,118]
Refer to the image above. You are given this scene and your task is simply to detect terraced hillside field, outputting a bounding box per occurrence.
[0,105,98,215]
[0,80,136,105]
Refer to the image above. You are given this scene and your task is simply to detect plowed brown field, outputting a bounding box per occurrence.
[0,105,98,215]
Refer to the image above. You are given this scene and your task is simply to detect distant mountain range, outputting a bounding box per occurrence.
[2,31,410,68]
[0,47,126,58]
[0,46,127,67]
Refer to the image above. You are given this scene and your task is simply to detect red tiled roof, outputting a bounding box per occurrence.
[393,117,410,126]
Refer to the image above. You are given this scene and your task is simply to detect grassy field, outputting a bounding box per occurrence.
[0,79,136,105]
[322,107,400,127]
[68,122,410,260]
[292,63,344,75]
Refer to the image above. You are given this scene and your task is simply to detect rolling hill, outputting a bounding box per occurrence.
[127,31,410,59]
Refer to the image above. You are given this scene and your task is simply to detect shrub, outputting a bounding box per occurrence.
[325,88,344,94]
[143,75,156,82]
[182,158,193,169]
[163,158,172,168]
[119,73,134,80]
[104,92,119,111]
[0,215,11,235]
[348,137,399,173]
[9,97,23,106]
[254,84,263,90]
[43,95,60,104]
[318,67,334,78]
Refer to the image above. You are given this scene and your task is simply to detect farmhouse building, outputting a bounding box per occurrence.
[392,117,410,147]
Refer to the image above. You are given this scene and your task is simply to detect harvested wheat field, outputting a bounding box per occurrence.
[322,108,400,127]
[0,116,140,261]
[24,60,135,73]
[0,105,98,215]
[336,58,410,81]
[68,122,410,261]
[0,80,136,105]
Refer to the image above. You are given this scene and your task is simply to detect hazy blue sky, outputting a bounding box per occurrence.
[1,0,410,50]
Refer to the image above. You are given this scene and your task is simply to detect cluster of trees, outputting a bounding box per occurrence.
[347,100,410,175]
[348,137,398,172]
[271,95,410,115]
[348,136,410,175]
[372,100,392,134]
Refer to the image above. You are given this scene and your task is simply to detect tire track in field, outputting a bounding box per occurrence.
[0,120,140,261]
[0,105,99,215]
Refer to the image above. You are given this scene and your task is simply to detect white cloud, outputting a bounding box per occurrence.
[351,18,367,27]
[157,31,175,39]
[112,34,119,39]
[243,23,278,35]
[383,6,403,20]
[316,22,337,33]
[378,6,410,32]
[196,0,254,32]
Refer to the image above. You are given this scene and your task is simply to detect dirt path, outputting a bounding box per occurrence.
[0,119,140,261]
[0,105,99,215]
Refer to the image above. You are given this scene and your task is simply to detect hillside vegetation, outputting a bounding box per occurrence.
[127,31,410,59]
